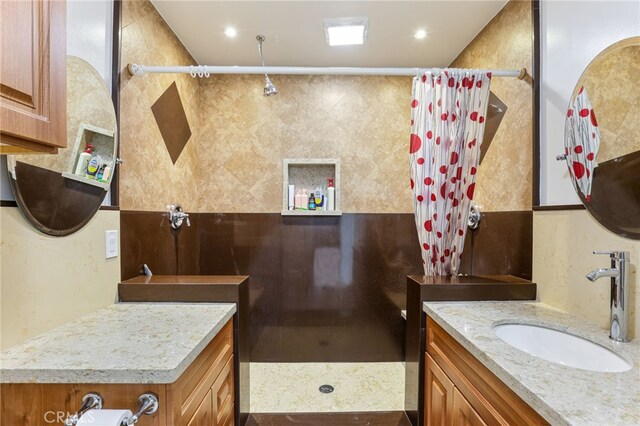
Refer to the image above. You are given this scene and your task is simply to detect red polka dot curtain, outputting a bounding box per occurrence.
[564,86,601,202]
[409,70,491,275]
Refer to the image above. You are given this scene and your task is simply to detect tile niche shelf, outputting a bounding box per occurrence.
[282,159,341,216]
[61,123,116,191]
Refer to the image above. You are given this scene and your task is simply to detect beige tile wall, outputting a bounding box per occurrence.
[450,0,533,212]
[119,0,535,214]
[194,74,412,212]
[534,210,640,339]
[119,0,200,211]
[0,208,121,349]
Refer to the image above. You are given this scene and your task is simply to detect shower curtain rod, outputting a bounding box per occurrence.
[127,64,527,79]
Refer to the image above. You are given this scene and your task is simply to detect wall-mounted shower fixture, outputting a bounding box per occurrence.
[468,202,482,230]
[257,35,277,96]
[168,204,190,230]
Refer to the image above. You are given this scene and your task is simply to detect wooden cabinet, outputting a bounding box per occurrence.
[188,390,213,426]
[424,317,548,426]
[0,0,67,154]
[425,353,453,426]
[452,388,487,426]
[1,320,235,426]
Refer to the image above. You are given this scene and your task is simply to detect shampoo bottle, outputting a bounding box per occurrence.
[86,155,101,179]
[327,178,335,211]
[101,163,112,182]
[74,145,94,177]
[308,192,316,210]
[314,187,324,209]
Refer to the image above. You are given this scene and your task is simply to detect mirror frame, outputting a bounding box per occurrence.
[564,36,640,240]
[3,1,122,235]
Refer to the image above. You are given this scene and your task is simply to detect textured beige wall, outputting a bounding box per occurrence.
[118,0,533,213]
[119,0,200,211]
[533,210,640,339]
[450,0,533,212]
[576,42,639,163]
[194,75,412,212]
[0,208,121,349]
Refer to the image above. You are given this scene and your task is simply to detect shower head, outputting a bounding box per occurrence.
[257,35,277,97]
[264,75,278,97]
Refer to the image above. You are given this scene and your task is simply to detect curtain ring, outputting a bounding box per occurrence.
[189,66,197,78]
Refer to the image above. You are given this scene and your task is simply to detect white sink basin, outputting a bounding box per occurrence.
[493,323,632,373]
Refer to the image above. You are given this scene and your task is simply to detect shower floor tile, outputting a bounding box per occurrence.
[250,362,405,413]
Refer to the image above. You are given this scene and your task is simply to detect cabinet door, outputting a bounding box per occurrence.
[0,0,66,153]
[212,355,234,426]
[187,389,213,426]
[452,388,487,426]
[425,353,454,426]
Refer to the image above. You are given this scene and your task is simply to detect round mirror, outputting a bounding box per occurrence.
[564,37,640,240]
[7,56,118,236]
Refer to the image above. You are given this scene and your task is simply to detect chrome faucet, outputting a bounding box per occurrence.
[167,203,190,230]
[586,250,630,342]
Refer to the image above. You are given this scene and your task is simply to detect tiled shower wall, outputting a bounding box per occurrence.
[118,0,535,362]
[449,0,533,212]
[120,0,533,214]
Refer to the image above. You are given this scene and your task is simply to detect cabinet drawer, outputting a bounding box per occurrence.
[170,320,233,426]
[426,317,547,425]
[212,356,234,426]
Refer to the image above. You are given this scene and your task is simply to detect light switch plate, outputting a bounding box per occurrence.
[105,230,119,259]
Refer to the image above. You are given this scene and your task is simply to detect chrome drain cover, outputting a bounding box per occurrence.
[319,384,334,394]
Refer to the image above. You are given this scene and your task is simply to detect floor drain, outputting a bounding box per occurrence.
[319,384,334,394]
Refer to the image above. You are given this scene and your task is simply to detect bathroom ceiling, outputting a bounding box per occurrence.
[150,1,509,68]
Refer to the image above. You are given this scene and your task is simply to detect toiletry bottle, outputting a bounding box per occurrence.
[86,155,101,179]
[308,191,316,210]
[101,163,112,182]
[96,164,106,181]
[299,189,308,210]
[294,189,302,209]
[288,185,296,210]
[74,145,94,177]
[315,187,324,208]
[327,178,335,211]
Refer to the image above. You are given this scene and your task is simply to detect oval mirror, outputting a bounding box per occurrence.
[563,37,640,240]
[6,56,118,236]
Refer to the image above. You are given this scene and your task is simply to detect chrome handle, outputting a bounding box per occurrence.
[64,393,103,426]
[593,250,629,261]
[124,393,159,425]
[467,202,481,230]
[556,154,567,161]
[168,204,190,230]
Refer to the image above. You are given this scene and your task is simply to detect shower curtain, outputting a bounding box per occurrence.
[564,86,600,202]
[409,70,491,275]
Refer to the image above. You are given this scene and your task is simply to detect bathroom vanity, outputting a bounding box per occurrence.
[423,301,640,425]
[1,303,237,425]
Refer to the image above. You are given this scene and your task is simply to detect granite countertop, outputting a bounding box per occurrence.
[0,303,236,384]
[423,301,640,425]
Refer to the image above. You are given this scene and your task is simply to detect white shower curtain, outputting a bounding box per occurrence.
[409,70,491,275]
[564,86,600,202]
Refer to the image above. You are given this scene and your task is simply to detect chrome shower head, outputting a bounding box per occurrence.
[264,75,278,96]
[257,35,277,97]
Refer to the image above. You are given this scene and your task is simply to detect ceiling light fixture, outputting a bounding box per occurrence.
[224,27,237,38]
[414,29,427,39]
[324,17,368,46]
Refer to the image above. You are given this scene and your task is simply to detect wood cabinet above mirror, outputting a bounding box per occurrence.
[0,0,67,154]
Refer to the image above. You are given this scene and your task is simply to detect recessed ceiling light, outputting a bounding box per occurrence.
[414,29,427,40]
[324,17,368,46]
[224,27,237,38]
